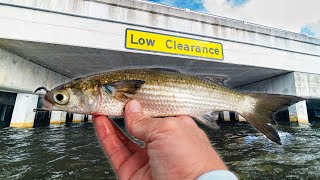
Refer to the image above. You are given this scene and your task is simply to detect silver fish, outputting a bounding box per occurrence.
[37,69,304,144]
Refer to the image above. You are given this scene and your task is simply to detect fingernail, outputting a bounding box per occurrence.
[128,100,141,113]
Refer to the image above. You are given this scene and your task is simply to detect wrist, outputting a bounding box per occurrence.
[199,148,228,176]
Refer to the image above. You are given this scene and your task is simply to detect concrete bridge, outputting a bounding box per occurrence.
[0,0,319,127]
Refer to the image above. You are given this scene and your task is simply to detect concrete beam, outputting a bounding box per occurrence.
[10,93,38,128]
[0,0,319,76]
[294,72,320,98]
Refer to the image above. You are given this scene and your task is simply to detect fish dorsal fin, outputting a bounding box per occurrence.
[103,80,145,101]
[193,112,220,130]
[198,75,228,86]
[148,68,181,73]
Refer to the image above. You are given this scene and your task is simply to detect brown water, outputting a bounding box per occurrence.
[0,122,319,179]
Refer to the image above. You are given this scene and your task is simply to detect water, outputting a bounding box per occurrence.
[0,122,319,180]
[209,123,320,179]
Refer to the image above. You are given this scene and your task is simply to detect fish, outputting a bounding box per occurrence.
[36,68,304,145]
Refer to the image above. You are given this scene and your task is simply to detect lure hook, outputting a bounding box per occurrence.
[34,86,49,93]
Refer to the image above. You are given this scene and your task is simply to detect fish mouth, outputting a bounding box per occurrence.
[33,97,58,112]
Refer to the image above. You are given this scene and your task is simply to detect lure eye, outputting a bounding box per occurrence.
[53,91,69,105]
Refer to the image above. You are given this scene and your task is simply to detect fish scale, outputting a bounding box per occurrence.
[134,83,241,117]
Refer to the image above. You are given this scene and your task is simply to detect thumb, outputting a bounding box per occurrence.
[124,100,154,142]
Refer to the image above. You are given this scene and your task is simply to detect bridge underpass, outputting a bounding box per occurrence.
[0,0,320,127]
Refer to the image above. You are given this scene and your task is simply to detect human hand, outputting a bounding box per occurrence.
[94,100,227,180]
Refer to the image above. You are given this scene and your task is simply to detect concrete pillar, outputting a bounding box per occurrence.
[288,101,309,124]
[88,115,92,122]
[10,93,38,128]
[50,111,67,125]
[73,113,84,123]
[234,113,245,122]
[230,112,237,121]
[239,115,246,122]
[223,111,230,121]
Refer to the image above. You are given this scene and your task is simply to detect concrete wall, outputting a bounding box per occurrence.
[0,48,69,93]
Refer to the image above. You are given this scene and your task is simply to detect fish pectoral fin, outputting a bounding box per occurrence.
[103,80,145,101]
[193,113,220,130]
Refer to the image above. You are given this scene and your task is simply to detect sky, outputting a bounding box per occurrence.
[146,0,320,38]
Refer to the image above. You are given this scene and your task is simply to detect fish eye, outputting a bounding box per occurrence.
[53,91,69,105]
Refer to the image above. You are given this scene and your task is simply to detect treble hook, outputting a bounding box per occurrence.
[34,86,49,93]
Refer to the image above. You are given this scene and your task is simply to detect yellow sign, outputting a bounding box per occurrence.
[125,29,223,60]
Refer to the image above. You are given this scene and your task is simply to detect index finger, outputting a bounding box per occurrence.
[94,115,131,171]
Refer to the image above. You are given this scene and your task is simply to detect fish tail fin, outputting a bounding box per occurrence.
[239,93,305,145]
